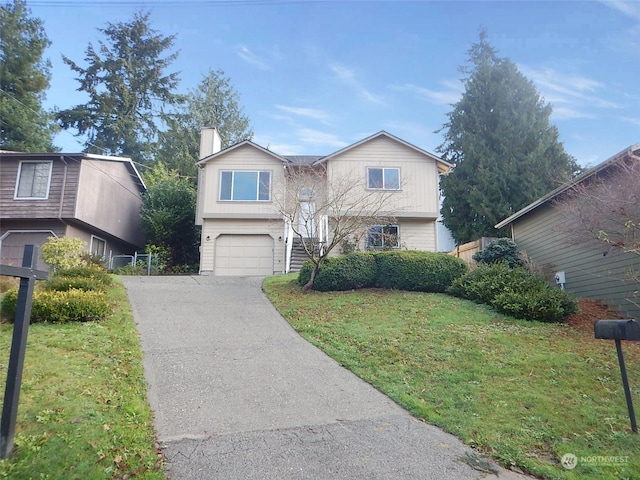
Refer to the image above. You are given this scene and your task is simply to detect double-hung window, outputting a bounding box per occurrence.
[367,167,400,190]
[366,225,399,250]
[219,170,271,201]
[15,161,53,199]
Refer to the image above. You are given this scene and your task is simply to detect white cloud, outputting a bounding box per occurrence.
[275,105,332,122]
[601,0,640,21]
[398,82,461,106]
[519,65,624,121]
[297,128,349,148]
[237,45,269,70]
[329,63,385,105]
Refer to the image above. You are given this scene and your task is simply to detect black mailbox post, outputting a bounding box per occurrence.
[594,319,640,433]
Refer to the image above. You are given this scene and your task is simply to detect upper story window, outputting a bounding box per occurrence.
[220,170,271,201]
[15,161,53,199]
[367,167,400,190]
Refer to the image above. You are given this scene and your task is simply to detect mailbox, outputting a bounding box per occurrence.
[594,319,640,341]
[594,318,639,433]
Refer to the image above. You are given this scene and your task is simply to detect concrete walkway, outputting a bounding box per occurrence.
[123,275,534,480]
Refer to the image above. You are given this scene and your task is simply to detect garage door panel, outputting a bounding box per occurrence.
[215,235,273,276]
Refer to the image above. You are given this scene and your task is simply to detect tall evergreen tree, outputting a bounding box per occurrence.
[438,32,580,244]
[156,69,253,183]
[56,11,180,164]
[0,0,57,151]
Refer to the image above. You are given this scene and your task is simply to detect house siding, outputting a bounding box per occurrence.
[326,135,440,216]
[511,204,640,319]
[199,219,285,275]
[0,155,80,219]
[198,145,284,219]
[76,159,145,247]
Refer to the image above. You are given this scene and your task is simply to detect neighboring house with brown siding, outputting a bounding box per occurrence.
[195,128,451,276]
[0,151,146,270]
[495,144,640,319]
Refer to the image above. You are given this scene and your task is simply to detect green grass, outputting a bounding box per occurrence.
[0,277,164,479]
[263,274,640,480]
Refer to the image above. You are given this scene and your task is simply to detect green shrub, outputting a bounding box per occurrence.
[55,266,113,287]
[0,288,112,323]
[447,263,578,323]
[447,262,516,304]
[298,251,468,293]
[472,238,523,268]
[375,251,468,293]
[40,236,88,271]
[42,276,104,292]
[312,253,378,292]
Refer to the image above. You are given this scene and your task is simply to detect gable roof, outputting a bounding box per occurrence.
[195,131,451,172]
[495,143,640,229]
[196,140,287,166]
[0,151,146,191]
[313,131,452,173]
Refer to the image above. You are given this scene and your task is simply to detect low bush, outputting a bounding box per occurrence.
[472,238,523,268]
[375,251,468,293]
[447,263,578,322]
[1,288,112,324]
[55,266,113,288]
[312,253,377,292]
[297,251,468,293]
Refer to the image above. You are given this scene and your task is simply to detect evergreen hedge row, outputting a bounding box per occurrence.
[298,251,468,293]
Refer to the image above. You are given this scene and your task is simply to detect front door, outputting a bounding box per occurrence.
[298,201,316,238]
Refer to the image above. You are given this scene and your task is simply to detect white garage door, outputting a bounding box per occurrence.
[215,234,274,276]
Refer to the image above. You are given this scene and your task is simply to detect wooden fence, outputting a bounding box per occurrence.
[448,237,498,265]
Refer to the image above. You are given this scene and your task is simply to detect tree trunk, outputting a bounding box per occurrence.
[301,264,319,292]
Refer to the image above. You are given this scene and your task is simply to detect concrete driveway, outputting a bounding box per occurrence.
[122,275,533,480]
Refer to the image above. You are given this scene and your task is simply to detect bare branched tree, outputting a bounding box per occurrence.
[273,163,400,290]
[555,155,640,256]
[554,151,640,309]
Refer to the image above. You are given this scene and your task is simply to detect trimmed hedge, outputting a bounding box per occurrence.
[0,266,114,324]
[312,253,378,292]
[447,263,578,323]
[1,288,112,323]
[374,251,468,293]
[298,251,468,293]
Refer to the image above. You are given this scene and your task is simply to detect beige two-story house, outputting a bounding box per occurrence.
[0,151,146,270]
[195,128,451,276]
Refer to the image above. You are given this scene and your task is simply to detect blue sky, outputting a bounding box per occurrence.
[29,0,640,167]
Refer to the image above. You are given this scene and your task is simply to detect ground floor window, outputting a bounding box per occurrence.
[366,224,399,250]
[90,235,106,257]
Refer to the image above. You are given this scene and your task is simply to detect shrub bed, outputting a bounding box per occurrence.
[298,251,468,293]
[447,263,578,322]
[1,288,112,323]
[374,251,468,293]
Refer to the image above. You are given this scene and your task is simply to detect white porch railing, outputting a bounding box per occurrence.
[318,214,329,256]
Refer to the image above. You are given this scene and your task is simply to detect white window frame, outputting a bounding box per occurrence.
[219,170,272,202]
[14,161,53,199]
[367,167,400,191]
[366,224,400,250]
[90,235,106,258]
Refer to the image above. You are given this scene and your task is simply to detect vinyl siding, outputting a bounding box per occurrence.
[198,145,284,220]
[199,218,286,274]
[326,135,440,217]
[512,204,640,319]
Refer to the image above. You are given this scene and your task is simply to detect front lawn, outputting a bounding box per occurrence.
[0,277,164,479]
[263,274,640,480]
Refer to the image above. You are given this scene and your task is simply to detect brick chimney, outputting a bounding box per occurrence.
[199,126,222,159]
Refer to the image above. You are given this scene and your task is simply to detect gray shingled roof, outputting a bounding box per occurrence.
[283,155,324,165]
